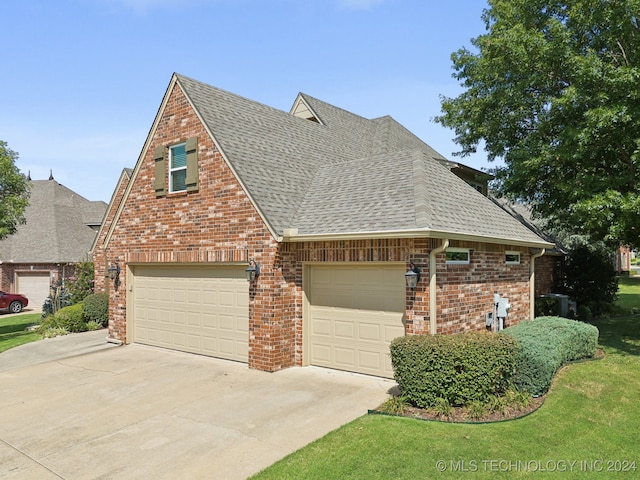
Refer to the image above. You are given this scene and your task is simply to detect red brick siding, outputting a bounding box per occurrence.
[105,81,535,373]
[93,172,131,293]
[103,83,293,372]
[281,239,531,366]
[534,254,558,296]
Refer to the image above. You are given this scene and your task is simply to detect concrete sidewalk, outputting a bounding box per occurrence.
[0,335,395,479]
[0,328,118,372]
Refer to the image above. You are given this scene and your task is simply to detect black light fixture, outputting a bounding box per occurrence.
[108,262,121,288]
[405,262,421,289]
[245,259,260,282]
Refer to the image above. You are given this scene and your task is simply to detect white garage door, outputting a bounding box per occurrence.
[307,264,406,378]
[15,272,50,312]
[132,265,249,362]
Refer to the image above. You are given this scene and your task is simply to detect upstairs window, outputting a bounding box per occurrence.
[506,251,521,264]
[169,143,187,193]
[446,247,470,265]
[154,138,199,197]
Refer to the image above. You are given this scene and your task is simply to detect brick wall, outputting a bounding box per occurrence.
[534,254,561,296]
[280,238,532,366]
[102,82,293,372]
[93,171,131,293]
[102,80,535,373]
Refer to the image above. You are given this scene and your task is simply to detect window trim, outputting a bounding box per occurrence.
[169,142,187,193]
[506,250,521,265]
[445,247,470,265]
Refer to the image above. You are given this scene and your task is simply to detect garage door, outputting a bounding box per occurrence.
[132,265,249,362]
[307,264,406,378]
[15,272,50,312]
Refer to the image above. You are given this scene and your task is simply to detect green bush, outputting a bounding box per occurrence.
[390,332,518,408]
[39,303,87,335]
[535,296,558,317]
[83,292,108,327]
[503,316,599,396]
[67,261,95,304]
[563,245,618,317]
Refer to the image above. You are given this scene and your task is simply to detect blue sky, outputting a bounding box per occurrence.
[1,0,490,203]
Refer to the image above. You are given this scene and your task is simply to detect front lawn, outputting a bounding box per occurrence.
[615,275,640,312]
[252,312,640,479]
[0,313,42,353]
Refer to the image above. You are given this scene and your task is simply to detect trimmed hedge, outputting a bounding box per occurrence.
[503,316,599,396]
[83,292,109,327]
[40,303,87,333]
[390,332,518,408]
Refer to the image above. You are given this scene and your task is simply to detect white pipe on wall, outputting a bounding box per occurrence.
[530,248,546,320]
[429,238,449,335]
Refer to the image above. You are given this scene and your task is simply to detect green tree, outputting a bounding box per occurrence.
[436,0,640,248]
[67,261,95,304]
[0,141,30,239]
[562,244,618,317]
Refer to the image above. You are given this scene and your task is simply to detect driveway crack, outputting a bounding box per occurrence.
[0,437,65,479]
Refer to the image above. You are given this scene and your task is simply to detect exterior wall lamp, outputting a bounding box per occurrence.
[405,262,421,289]
[108,262,121,288]
[245,259,260,282]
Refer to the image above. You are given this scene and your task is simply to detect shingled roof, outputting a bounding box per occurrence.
[0,180,107,263]
[110,74,551,248]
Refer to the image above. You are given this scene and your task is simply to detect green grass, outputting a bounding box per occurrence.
[0,313,42,353]
[252,290,640,479]
[615,276,640,312]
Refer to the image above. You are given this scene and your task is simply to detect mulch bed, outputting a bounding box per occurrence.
[394,395,545,423]
[370,348,605,424]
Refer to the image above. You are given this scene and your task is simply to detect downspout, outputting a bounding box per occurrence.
[530,249,546,320]
[429,239,449,335]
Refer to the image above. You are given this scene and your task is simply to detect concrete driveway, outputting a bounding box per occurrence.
[0,333,395,479]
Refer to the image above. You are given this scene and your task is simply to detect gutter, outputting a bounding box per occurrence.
[281,228,552,250]
[429,239,449,335]
[529,248,546,320]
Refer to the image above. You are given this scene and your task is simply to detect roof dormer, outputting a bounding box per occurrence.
[290,94,323,124]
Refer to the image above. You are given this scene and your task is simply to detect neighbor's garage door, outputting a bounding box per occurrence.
[132,265,249,362]
[15,272,50,312]
[307,264,406,378]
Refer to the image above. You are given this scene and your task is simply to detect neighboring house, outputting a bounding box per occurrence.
[93,73,553,378]
[615,246,631,274]
[0,177,107,310]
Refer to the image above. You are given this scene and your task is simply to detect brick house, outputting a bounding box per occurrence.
[0,177,107,310]
[93,73,553,378]
[489,198,567,296]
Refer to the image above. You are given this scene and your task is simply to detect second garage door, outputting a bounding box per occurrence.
[307,264,406,378]
[131,265,249,362]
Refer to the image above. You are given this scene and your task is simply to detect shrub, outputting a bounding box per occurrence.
[503,316,599,396]
[39,303,87,335]
[41,326,69,339]
[83,292,108,327]
[535,296,558,317]
[379,396,410,415]
[390,331,518,408]
[563,245,618,317]
[67,261,95,304]
[42,280,71,318]
[577,304,592,322]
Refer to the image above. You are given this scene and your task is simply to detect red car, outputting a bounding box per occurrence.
[0,291,29,314]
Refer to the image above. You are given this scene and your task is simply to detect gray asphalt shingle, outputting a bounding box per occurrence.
[0,180,107,263]
[177,74,549,246]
